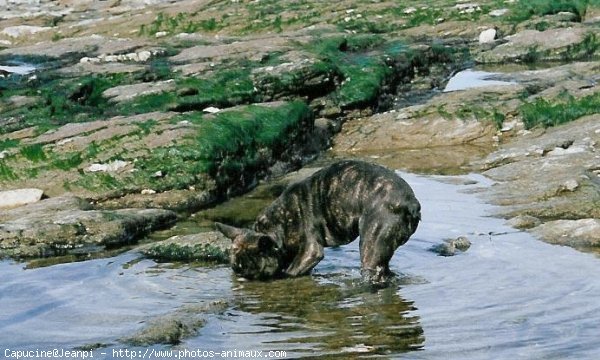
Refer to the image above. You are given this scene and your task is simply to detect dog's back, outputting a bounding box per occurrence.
[256,160,420,249]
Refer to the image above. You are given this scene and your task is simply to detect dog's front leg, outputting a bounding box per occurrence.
[285,240,324,277]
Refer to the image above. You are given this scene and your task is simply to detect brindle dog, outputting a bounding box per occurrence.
[216,160,421,285]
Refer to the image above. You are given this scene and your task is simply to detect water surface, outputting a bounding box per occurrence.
[1,172,599,359]
[444,69,516,92]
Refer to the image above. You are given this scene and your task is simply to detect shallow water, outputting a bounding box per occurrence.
[1,172,600,359]
[0,63,36,75]
[443,69,516,92]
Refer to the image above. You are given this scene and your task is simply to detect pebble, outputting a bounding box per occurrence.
[479,28,497,44]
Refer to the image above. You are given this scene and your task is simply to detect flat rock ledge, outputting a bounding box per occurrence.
[531,219,600,248]
[0,196,177,258]
[0,188,44,209]
[138,232,231,263]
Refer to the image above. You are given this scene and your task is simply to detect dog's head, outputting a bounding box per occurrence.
[215,222,282,280]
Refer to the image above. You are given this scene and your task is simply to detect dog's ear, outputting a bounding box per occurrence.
[215,222,246,241]
[405,201,421,234]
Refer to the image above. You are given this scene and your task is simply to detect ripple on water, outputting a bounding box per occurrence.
[1,172,600,359]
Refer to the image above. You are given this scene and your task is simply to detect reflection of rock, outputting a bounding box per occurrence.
[122,301,228,346]
[139,232,230,263]
[531,219,600,247]
[0,196,177,258]
[0,188,44,209]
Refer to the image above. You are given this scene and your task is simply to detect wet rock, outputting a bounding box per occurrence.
[479,28,497,44]
[560,179,579,192]
[333,109,497,152]
[489,9,509,17]
[81,50,162,64]
[531,219,600,247]
[455,3,481,14]
[481,115,600,222]
[1,25,51,38]
[170,37,294,64]
[475,28,595,63]
[429,236,471,256]
[102,80,176,103]
[506,215,541,230]
[98,189,217,213]
[0,196,177,258]
[0,35,145,59]
[139,232,230,263]
[252,51,339,100]
[122,301,228,346]
[0,188,44,209]
[86,160,130,173]
[203,106,221,114]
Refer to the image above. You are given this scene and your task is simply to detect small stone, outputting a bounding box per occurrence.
[86,160,129,173]
[479,28,497,44]
[451,236,472,251]
[141,189,156,195]
[203,106,221,114]
[137,51,152,62]
[0,188,44,209]
[489,8,509,17]
[152,170,164,178]
[562,179,579,192]
[155,31,168,38]
[126,52,140,62]
[403,7,417,14]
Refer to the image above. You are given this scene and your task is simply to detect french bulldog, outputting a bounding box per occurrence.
[216,160,421,285]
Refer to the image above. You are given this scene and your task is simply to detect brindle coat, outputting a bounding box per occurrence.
[216,160,421,284]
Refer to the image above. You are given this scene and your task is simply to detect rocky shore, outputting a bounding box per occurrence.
[1,0,599,261]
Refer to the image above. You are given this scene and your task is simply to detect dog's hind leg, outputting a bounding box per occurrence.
[359,213,405,285]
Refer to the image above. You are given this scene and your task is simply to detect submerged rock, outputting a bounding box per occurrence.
[0,196,177,258]
[139,232,230,263]
[122,301,228,346]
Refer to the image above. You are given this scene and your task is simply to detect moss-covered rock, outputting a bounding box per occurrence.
[0,196,177,259]
[139,232,230,263]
